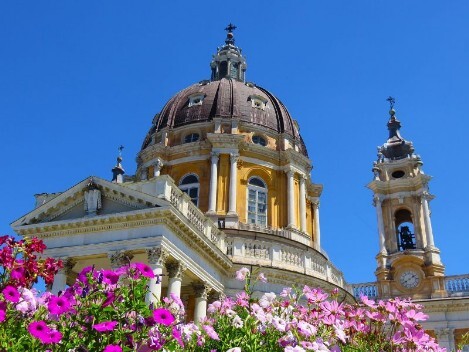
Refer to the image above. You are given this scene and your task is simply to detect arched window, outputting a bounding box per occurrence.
[179,174,199,206]
[247,177,267,226]
[252,135,267,146]
[184,133,200,143]
[395,209,416,251]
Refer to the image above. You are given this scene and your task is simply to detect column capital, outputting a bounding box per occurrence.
[108,250,133,268]
[166,262,187,280]
[230,153,240,163]
[192,281,212,299]
[208,290,226,303]
[285,169,295,177]
[211,152,220,163]
[146,247,168,266]
[57,257,76,275]
[373,194,384,207]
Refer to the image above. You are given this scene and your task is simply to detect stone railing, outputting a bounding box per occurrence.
[445,274,469,297]
[237,222,328,258]
[351,282,378,299]
[226,237,350,292]
[154,176,225,251]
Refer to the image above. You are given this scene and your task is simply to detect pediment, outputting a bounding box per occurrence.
[11,176,168,227]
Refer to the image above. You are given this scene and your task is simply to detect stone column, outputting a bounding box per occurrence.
[312,198,321,248]
[166,262,187,298]
[108,251,133,269]
[286,169,295,228]
[421,192,435,249]
[208,152,219,213]
[193,282,211,323]
[299,175,307,232]
[51,258,75,295]
[436,328,455,351]
[228,153,239,215]
[373,195,386,254]
[146,247,168,305]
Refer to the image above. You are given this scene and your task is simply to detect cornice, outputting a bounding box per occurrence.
[367,174,432,194]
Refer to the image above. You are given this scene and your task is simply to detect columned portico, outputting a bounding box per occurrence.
[146,247,168,304]
[166,262,187,298]
[193,282,211,322]
[286,169,296,228]
[208,152,219,213]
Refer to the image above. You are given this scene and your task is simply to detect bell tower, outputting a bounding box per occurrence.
[368,98,446,299]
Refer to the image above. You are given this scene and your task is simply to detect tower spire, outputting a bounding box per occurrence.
[210,24,247,82]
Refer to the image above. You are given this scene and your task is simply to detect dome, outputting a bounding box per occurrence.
[140,26,308,157]
[142,78,307,156]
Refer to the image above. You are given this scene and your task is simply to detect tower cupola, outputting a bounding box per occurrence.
[210,24,247,82]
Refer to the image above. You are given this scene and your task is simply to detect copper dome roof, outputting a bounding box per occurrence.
[143,78,308,156]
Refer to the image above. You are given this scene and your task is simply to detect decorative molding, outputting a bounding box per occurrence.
[108,250,134,267]
[146,247,168,266]
[166,262,187,279]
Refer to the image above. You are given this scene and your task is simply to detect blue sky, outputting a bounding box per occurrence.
[1,1,468,284]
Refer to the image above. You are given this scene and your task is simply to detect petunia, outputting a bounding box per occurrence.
[28,321,52,342]
[42,330,62,344]
[16,288,38,314]
[102,291,116,308]
[93,320,118,332]
[101,270,119,285]
[132,263,155,278]
[2,285,20,303]
[153,308,175,326]
[103,344,122,352]
[48,295,71,315]
[202,325,219,340]
[235,267,250,281]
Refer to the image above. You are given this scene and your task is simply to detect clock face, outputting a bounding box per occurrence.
[399,270,420,289]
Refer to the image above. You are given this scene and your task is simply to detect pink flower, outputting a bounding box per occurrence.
[28,321,51,342]
[93,321,118,332]
[2,285,20,303]
[132,263,155,278]
[235,267,250,281]
[43,330,62,344]
[48,295,71,315]
[153,308,175,326]
[101,270,119,285]
[257,272,267,283]
[102,292,116,308]
[103,345,122,352]
[16,288,37,313]
[0,309,5,322]
[202,325,219,340]
[10,267,25,280]
[172,326,184,347]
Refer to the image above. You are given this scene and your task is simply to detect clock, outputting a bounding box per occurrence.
[399,270,420,289]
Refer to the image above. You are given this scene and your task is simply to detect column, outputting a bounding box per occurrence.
[228,153,239,215]
[299,175,307,232]
[108,251,133,269]
[208,152,219,213]
[312,198,321,248]
[286,169,295,228]
[193,282,211,323]
[373,195,386,254]
[51,258,75,295]
[421,192,435,248]
[146,247,168,305]
[166,262,186,298]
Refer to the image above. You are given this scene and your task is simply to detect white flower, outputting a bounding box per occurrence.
[232,315,243,328]
[226,348,241,352]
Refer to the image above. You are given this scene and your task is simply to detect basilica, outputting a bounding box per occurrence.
[11,26,469,350]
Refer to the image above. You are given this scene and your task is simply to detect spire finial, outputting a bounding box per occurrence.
[386,96,395,110]
[224,23,237,45]
[112,145,125,183]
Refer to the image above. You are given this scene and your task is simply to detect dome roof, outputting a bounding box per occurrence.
[142,78,308,156]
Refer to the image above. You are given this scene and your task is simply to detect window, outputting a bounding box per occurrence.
[249,95,267,110]
[395,209,416,251]
[247,177,267,226]
[179,174,199,206]
[184,133,200,143]
[252,135,267,146]
[188,94,205,107]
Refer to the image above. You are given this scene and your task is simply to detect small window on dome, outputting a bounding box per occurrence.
[184,133,200,143]
[249,95,267,110]
[392,170,405,179]
[252,135,267,147]
[188,94,204,107]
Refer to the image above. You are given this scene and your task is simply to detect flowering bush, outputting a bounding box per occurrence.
[0,236,452,351]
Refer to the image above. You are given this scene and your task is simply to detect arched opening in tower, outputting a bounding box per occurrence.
[394,209,416,251]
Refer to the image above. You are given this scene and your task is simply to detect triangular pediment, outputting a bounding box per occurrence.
[11,176,168,227]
